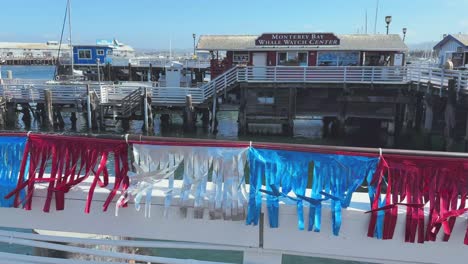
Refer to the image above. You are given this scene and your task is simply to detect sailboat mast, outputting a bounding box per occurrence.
[68,0,74,78]
[374,0,379,34]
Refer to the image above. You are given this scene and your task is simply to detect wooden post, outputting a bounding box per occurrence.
[99,105,105,131]
[54,107,65,130]
[211,91,218,134]
[106,63,111,81]
[0,97,6,129]
[20,104,32,129]
[86,84,92,129]
[143,87,149,133]
[201,108,210,129]
[238,85,247,135]
[423,82,434,149]
[183,94,195,131]
[149,63,153,82]
[444,79,456,151]
[70,112,77,130]
[147,92,154,134]
[44,89,54,129]
[285,87,296,136]
[90,91,99,130]
[128,63,132,81]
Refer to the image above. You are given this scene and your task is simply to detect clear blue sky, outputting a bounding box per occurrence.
[1,0,467,49]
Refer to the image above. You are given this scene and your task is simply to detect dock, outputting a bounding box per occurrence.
[0,64,467,149]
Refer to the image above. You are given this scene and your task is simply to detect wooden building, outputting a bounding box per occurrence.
[433,34,468,68]
[197,33,408,78]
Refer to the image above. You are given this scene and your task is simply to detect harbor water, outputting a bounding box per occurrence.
[0,65,440,263]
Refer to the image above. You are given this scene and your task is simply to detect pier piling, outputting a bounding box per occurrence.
[70,112,77,130]
[423,82,434,149]
[183,94,195,131]
[0,97,6,128]
[44,89,54,129]
[444,79,456,151]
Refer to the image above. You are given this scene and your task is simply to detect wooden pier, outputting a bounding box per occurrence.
[56,59,211,82]
[1,57,57,66]
[1,65,468,149]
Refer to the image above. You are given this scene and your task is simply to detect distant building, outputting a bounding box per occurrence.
[433,34,468,67]
[0,41,70,60]
[0,39,134,65]
[73,45,113,65]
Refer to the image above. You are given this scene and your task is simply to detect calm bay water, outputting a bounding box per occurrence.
[0,65,401,263]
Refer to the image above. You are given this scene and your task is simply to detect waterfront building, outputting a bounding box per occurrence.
[72,45,113,65]
[197,33,408,77]
[0,41,70,64]
[433,34,468,68]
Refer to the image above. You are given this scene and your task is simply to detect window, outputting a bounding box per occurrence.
[277,51,308,66]
[107,49,113,55]
[232,52,249,64]
[78,49,92,59]
[97,49,105,56]
[317,52,359,66]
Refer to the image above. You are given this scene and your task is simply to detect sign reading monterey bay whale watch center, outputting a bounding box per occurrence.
[255,33,340,46]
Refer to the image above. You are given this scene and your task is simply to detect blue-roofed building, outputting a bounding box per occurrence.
[73,45,113,65]
[433,34,468,67]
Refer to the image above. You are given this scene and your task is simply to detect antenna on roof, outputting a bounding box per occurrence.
[374,0,379,34]
[365,9,368,34]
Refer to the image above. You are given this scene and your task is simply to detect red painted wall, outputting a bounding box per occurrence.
[267,51,276,66]
[308,51,317,66]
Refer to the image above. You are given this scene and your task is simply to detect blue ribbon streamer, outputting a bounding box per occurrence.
[0,136,28,208]
[247,147,378,236]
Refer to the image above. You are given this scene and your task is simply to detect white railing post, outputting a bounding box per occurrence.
[458,71,462,94]
[303,67,306,82]
[274,67,277,82]
[440,69,444,96]
[418,65,422,90]
[371,67,375,83]
[343,66,347,83]
[441,69,445,88]
[224,73,227,98]
[429,67,432,83]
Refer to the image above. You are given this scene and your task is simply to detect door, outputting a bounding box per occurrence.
[252,52,267,79]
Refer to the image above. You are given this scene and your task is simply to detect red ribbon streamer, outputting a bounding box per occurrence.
[367,155,468,245]
[4,134,128,213]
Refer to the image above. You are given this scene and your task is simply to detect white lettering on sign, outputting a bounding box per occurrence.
[256,33,340,46]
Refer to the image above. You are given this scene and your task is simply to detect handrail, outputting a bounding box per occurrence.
[121,87,143,117]
[1,66,468,107]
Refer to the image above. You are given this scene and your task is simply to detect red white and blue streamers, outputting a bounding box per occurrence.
[247,147,378,236]
[0,136,27,207]
[118,144,249,220]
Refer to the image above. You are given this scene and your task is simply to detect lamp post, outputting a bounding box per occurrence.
[385,16,392,35]
[192,33,196,59]
[402,27,407,42]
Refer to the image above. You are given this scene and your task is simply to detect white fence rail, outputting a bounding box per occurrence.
[1,66,468,106]
[237,66,409,84]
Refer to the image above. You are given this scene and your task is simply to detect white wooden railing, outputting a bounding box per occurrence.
[237,66,409,84]
[1,66,468,106]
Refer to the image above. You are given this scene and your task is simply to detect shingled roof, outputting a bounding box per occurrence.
[433,34,468,50]
[197,34,408,52]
